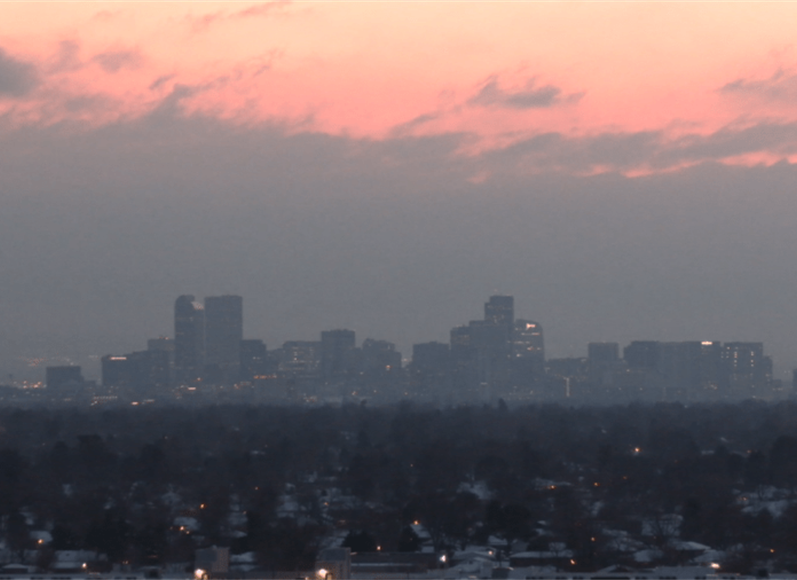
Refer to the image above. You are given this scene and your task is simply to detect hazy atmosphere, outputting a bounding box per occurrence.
[2,2,797,381]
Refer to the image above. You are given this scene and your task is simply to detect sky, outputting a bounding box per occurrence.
[3,2,797,381]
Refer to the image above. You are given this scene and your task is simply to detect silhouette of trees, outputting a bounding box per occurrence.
[5,402,797,571]
[342,530,377,553]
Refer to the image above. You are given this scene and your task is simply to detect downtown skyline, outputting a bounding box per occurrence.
[21,293,784,407]
[1,3,797,383]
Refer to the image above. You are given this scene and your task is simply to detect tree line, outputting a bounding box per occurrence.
[1,400,797,573]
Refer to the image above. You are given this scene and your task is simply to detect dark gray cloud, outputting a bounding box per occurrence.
[49,40,82,73]
[654,122,797,167]
[468,76,584,109]
[389,112,440,137]
[0,48,38,97]
[149,74,176,91]
[481,130,662,174]
[93,48,144,73]
[475,120,797,176]
[719,69,797,102]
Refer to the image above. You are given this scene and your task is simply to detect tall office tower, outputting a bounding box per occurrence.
[174,295,205,383]
[360,339,401,374]
[411,341,451,395]
[722,342,766,378]
[449,325,477,399]
[412,341,451,376]
[240,339,268,382]
[358,339,402,398]
[658,341,703,401]
[513,320,545,361]
[450,325,472,351]
[484,295,514,326]
[721,342,772,397]
[320,329,357,381]
[148,337,175,382]
[278,340,322,379]
[588,342,619,363]
[148,337,174,355]
[204,295,243,384]
[511,320,545,385]
[698,341,724,394]
[624,341,661,370]
[587,342,621,388]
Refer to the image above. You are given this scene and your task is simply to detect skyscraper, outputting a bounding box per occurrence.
[204,295,243,383]
[240,338,268,382]
[511,320,545,383]
[174,295,205,383]
[320,329,356,382]
[484,295,514,326]
[512,320,545,361]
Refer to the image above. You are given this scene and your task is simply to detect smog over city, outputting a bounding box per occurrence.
[3,3,797,579]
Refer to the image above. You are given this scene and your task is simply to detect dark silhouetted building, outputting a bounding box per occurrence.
[411,341,451,398]
[513,320,544,360]
[511,319,546,389]
[102,350,170,391]
[587,342,622,390]
[204,295,243,383]
[320,329,356,382]
[358,338,402,398]
[240,338,268,382]
[624,341,660,370]
[484,295,514,326]
[174,295,205,383]
[46,366,84,389]
[147,337,175,382]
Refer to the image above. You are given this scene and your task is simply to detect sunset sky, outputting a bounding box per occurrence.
[3,2,797,381]
[4,2,797,171]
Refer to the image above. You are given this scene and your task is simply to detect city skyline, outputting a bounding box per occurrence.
[2,3,797,385]
[2,287,792,386]
[23,293,782,407]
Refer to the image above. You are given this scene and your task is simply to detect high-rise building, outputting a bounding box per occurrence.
[46,366,84,389]
[412,341,450,375]
[174,295,205,383]
[511,320,545,386]
[624,341,660,370]
[588,342,620,363]
[513,320,545,361]
[320,329,356,381]
[240,339,268,382]
[147,336,175,381]
[204,295,243,383]
[722,342,772,397]
[278,340,322,381]
[484,295,514,326]
[722,342,766,378]
[101,350,170,390]
[587,342,621,388]
[357,339,402,398]
[411,341,451,396]
[658,341,702,401]
[148,336,174,356]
